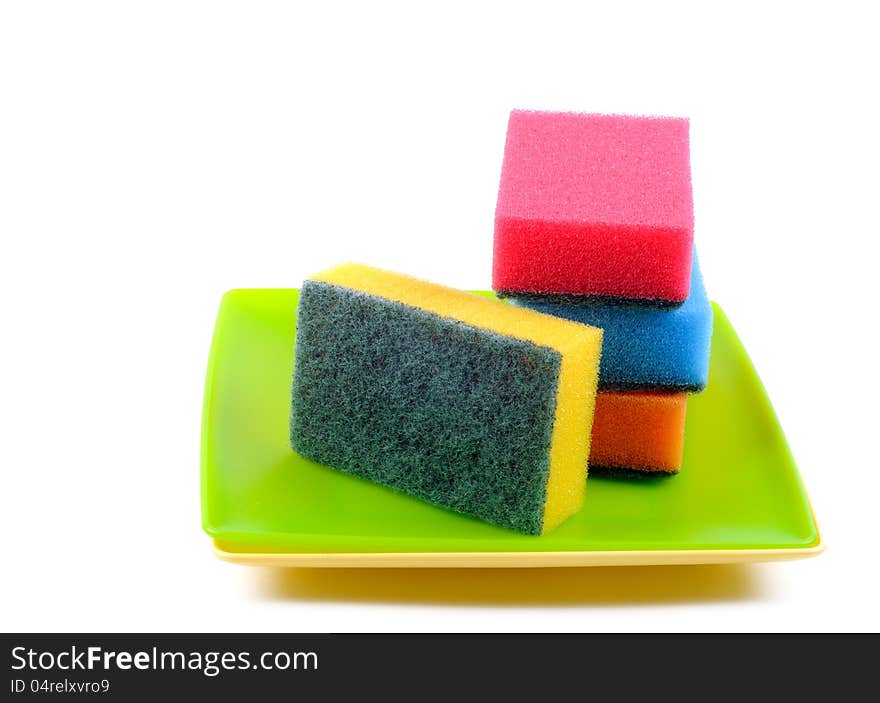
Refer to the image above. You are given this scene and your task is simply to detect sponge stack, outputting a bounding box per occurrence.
[494,110,713,474]
[291,263,603,534]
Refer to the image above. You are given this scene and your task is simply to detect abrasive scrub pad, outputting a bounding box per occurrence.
[515,255,713,391]
[290,263,603,535]
[590,391,687,474]
[493,110,694,306]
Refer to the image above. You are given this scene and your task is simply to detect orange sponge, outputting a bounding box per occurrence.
[590,391,687,474]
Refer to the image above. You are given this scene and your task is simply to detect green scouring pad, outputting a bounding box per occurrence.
[289,263,602,535]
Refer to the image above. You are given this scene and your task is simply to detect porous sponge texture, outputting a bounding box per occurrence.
[590,391,687,473]
[515,255,713,391]
[290,264,603,534]
[494,110,694,304]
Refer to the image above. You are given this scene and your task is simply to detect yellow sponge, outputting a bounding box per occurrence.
[291,263,603,534]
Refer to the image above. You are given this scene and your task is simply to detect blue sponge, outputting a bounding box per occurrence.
[514,256,713,391]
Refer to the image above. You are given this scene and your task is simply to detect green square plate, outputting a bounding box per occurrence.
[201,290,821,567]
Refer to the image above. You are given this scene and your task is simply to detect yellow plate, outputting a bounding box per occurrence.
[213,540,823,568]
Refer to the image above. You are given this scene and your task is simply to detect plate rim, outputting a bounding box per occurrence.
[211,536,824,568]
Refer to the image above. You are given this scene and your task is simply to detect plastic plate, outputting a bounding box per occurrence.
[201,290,821,567]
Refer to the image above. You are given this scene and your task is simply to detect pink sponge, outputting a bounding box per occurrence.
[493,110,694,305]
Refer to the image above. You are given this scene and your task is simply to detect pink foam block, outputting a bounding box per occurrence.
[493,110,694,304]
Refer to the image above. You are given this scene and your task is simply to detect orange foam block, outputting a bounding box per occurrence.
[590,391,687,473]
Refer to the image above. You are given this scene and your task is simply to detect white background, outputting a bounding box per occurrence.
[2,1,878,632]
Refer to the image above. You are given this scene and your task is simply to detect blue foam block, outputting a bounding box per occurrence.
[513,257,713,391]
